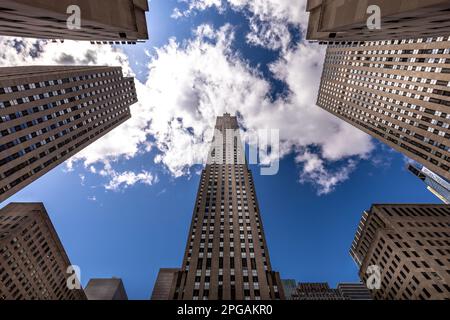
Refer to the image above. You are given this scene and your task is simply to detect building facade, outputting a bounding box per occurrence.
[408,164,450,204]
[151,268,180,300]
[281,279,297,300]
[350,204,450,300]
[0,202,86,300]
[291,283,347,300]
[337,282,373,300]
[317,38,450,180]
[0,66,137,202]
[85,278,128,300]
[306,0,450,42]
[164,114,284,300]
[0,0,149,43]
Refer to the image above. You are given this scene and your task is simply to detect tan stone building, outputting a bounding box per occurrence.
[0,202,86,300]
[317,38,450,180]
[0,0,149,43]
[350,204,450,300]
[159,114,284,300]
[0,66,137,202]
[306,0,450,42]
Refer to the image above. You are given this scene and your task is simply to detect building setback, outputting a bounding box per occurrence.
[85,278,128,300]
[0,0,149,43]
[350,204,450,300]
[163,114,284,300]
[151,268,180,300]
[337,282,373,300]
[0,202,86,300]
[306,0,450,42]
[317,38,450,181]
[0,66,137,202]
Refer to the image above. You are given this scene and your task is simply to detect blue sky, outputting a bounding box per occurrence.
[0,0,441,299]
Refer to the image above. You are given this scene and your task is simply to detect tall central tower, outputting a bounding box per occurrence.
[165,114,284,300]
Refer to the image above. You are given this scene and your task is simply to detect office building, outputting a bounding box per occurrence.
[281,279,297,300]
[85,278,128,300]
[350,204,450,300]
[408,164,450,204]
[151,268,180,300]
[338,282,373,300]
[0,66,137,202]
[317,38,450,180]
[0,0,149,43]
[306,0,450,42]
[161,114,284,300]
[0,202,86,300]
[291,283,347,300]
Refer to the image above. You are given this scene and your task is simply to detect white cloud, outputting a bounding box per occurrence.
[138,24,373,193]
[105,170,158,191]
[173,0,309,51]
[0,16,374,195]
[0,37,155,191]
[296,151,358,195]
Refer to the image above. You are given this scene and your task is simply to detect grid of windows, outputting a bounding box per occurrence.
[0,203,86,300]
[169,114,283,300]
[351,204,450,300]
[318,37,450,180]
[0,66,137,202]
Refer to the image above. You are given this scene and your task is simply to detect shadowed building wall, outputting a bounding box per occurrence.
[0,0,149,43]
[306,0,450,42]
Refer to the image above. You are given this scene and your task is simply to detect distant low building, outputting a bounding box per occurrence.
[338,282,372,300]
[281,279,298,300]
[151,268,180,300]
[292,283,347,300]
[85,278,128,300]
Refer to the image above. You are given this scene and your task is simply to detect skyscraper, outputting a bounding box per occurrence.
[291,283,347,300]
[337,282,372,300]
[85,278,128,300]
[408,164,450,204]
[306,0,450,42]
[0,202,86,300]
[317,38,450,180]
[350,204,450,300]
[0,66,137,202]
[163,113,284,300]
[0,0,149,43]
